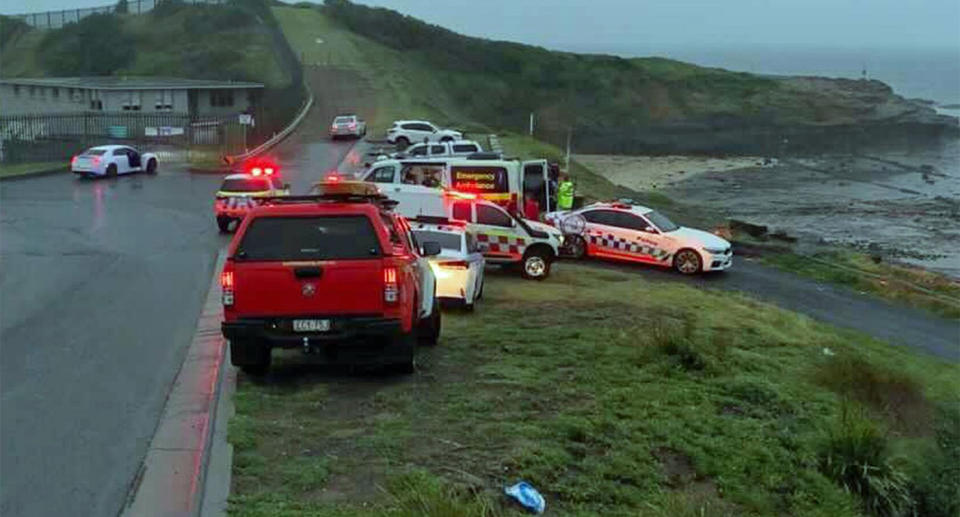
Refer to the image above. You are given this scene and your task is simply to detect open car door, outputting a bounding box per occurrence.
[522,159,550,214]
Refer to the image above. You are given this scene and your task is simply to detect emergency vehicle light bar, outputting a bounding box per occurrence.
[409,215,466,226]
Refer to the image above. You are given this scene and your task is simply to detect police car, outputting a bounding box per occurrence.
[546,201,733,274]
[410,218,485,310]
[214,171,290,232]
[447,196,563,280]
[71,145,158,178]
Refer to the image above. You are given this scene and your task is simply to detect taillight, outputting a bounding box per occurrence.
[383,266,398,304]
[438,260,468,269]
[221,269,235,306]
[91,156,101,166]
[71,155,78,165]
[264,167,274,176]
[349,122,357,130]
[251,167,262,176]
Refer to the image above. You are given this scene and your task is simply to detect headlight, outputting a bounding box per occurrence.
[703,247,727,254]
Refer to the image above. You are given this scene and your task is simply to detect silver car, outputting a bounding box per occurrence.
[329,114,367,139]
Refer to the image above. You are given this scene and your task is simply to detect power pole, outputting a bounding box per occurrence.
[564,126,572,172]
[528,112,534,136]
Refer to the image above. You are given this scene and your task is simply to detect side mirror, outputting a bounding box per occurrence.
[421,241,442,256]
[644,226,657,233]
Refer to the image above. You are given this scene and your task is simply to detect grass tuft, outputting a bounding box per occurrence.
[819,402,914,516]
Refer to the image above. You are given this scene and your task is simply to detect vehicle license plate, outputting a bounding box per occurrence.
[293,319,330,332]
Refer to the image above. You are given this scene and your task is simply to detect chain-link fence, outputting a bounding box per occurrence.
[0,112,246,165]
[10,0,228,30]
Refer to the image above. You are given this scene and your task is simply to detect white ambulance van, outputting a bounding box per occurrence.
[360,157,552,219]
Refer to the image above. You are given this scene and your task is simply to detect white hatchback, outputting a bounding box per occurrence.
[411,219,485,310]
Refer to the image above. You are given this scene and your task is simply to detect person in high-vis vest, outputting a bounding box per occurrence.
[557,175,575,210]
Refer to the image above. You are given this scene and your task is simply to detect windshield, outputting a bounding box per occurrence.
[220,178,271,192]
[412,230,462,251]
[84,149,108,156]
[237,216,381,260]
[644,210,679,232]
[334,116,355,123]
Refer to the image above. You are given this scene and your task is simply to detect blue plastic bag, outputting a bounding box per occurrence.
[504,481,546,514]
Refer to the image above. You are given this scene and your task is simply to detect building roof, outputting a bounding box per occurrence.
[0,76,264,90]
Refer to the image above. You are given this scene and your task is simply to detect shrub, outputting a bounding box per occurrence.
[0,15,31,49]
[815,354,931,435]
[38,13,135,76]
[909,404,960,516]
[819,403,913,516]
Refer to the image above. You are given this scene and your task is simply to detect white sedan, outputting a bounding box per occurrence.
[71,145,158,178]
[545,201,733,274]
[411,220,485,310]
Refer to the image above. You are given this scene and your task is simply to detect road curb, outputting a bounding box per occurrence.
[0,167,66,181]
[122,251,230,517]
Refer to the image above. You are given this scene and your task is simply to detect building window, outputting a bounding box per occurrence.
[29,86,35,97]
[122,91,142,111]
[90,90,102,111]
[155,90,174,111]
[210,90,234,107]
[52,87,59,99]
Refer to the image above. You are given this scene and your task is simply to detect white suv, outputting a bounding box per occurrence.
[383,140,483,160]
[387,120,463,148]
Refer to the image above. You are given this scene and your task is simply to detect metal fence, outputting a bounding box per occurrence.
[0,112,246,165]
[11,0,228,30]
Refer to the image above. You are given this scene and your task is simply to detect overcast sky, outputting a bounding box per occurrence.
[3,0,958,52]
[349,0,960,53]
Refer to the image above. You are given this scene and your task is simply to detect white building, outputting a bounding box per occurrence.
[0,76,263,117]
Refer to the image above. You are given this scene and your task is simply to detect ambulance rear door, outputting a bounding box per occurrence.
[521,159,550,212]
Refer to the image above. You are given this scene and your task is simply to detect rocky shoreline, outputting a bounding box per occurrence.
[580,138,960,278]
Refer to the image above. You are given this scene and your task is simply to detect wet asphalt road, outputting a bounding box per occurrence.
[0,138,355,516]
[581,257,959,360]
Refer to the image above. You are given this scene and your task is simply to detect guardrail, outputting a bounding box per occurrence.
[223,86,314,166]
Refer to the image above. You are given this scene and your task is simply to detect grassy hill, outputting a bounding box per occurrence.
[0,3,287,88]
[307,0,955,155]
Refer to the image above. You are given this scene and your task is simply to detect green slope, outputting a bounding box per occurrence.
[271,5,475,133]
[309,0,953,154]
[0,4,287,88]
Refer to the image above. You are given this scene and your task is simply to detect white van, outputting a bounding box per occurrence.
[361,157,552,219]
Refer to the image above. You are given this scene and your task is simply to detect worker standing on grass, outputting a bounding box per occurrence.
[557,175,575,210]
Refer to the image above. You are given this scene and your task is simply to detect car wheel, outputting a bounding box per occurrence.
[389,331,416,374]
[395,136,410,150]
[106,164,118,178]
[216,216,231,233]
[418,300,441,346]
[146,159,157,174]
[566,235,587,259]
[230,340,271,376]
[521,248,552,280]
[673,248,702,275]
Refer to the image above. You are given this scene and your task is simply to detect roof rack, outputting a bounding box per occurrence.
[259,194,399,210]
[465,152,503,160]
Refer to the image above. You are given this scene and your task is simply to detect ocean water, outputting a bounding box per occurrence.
[567,44,960,106]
